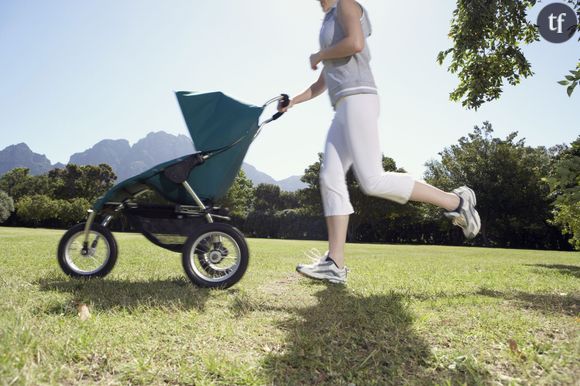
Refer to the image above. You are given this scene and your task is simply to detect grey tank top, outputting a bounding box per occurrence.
[319,1,378,108]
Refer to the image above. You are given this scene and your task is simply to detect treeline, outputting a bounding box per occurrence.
[0,123,578,250]
[0,164,116,228]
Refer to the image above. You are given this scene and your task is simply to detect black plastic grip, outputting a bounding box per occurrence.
[272,94,290,121]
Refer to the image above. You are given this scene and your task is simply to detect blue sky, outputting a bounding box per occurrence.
[0,0,578,180]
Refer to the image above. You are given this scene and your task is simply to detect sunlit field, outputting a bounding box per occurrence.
[1,227,578,385]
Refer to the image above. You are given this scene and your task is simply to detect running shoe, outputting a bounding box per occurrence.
[444,186,481,239]
[296,249,348,284]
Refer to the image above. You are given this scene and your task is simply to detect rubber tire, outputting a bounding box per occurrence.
[182,223,249,289]
[57,222,118,278]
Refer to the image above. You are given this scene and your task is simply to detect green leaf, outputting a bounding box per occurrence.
[567,82,577,97]
[565,75,576,81]
[558,80,570,86]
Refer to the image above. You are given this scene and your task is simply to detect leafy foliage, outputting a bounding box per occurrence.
[253,184,284,213]
[298,153,324,216]
[217,170,254,218]
[0,164,114,228]
[544,136,580,249]
[0,168,53,200]
[438,0,539,109]
[440,0,580,109]
[558,61,580,97]
[424,122,562,248]
[559,1,580,96]
[0,190,15,224]
[48,164,116,202]
[15,195,90,227]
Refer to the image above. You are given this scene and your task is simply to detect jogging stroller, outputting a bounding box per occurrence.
[57,91,289,288]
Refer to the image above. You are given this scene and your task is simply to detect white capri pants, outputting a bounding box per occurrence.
[320,93,415,216]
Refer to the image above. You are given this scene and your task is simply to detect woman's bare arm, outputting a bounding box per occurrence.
[279,72,327,111]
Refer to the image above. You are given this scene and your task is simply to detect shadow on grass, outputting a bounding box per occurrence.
[478,288,579,316]
[526,264,580,279]
[258,283,489,385]
[36,276,224,313]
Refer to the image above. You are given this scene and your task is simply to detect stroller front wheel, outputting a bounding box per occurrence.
[182,223,249,288]
[57,222,118,278]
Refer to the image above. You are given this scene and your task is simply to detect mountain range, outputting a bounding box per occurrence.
[0,131,306,191]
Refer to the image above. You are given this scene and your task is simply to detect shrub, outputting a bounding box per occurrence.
[0,190,15,224]
[16,195,90,227]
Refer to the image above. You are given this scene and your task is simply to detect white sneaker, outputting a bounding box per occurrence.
[444,186,481,239]
[296,249,348,284]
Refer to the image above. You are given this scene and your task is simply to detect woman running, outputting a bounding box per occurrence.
[279,0,480,284]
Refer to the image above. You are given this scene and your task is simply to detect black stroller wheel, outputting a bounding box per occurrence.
[182,223,249,288]
[57,223,118,278]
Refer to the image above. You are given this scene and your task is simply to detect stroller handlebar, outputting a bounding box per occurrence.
[254,93,289,140]
[261,94,289,120]
[270,94,290,121]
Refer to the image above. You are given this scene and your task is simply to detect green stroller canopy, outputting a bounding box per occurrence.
[93,91,265,210]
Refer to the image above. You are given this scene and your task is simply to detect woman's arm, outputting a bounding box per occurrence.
[278,72,326,112]
[310,0,364,69]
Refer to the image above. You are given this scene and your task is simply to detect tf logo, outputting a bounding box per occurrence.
[537,2,579,43]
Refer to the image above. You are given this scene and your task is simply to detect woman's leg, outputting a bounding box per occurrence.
[342,94,417,205]
[409,180,460,211]
[317,108,354,269]
[297,105,352,278]
[343,94,457,210]
[326,215,349,268]
[342,94,479,238]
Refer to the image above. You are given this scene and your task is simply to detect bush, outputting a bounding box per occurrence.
[57,197,91,227]
[15,195,90,228]
[0,190,15,224]
[16,195,58,227]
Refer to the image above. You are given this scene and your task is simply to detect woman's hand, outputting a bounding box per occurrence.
[277,97,295,113]
[310,52,323,70]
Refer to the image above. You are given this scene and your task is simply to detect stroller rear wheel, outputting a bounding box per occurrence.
[182,223,249,288]
[57,222,118,278]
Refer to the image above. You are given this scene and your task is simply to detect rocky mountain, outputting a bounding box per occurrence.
[0,143,53,175]
[241,163,306,191]
[277,175,307,192]
[69,132,194,181]
[0,132,307,191]
[241,163,277,185]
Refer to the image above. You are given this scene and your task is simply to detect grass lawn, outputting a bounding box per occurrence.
[0,226,578,385]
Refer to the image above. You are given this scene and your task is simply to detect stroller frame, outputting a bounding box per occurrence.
[57,93,288,288]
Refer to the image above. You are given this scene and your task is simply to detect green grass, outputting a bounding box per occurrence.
[0,226,578,385]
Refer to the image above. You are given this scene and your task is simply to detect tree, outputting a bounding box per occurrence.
[0,169,54,201]
[254,184,284,213]
[0,190,14,224]
[0,168,31,199]
[280,190,300,210]
[217,169,255,218]
[439,0,580,109]
[16,195,59,227]
[545,136,580,249]
[49,164,116,201]
[15,195,90,227]
[558,61,580,97]
[298,153,324,216]
[424,122,563,248]
[57,197,92,226]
